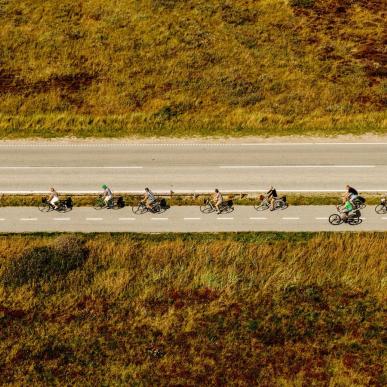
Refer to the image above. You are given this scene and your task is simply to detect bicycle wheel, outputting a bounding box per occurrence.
[93,200,105,210]
[220,205,234,214]
[375,204,386,214]
[132,204,147,215]
[254,202,269,211]
[38,202,51,212]
[200,204,213,214]
[275,200,287,210]
[329,214,342,225]
[151,203,162,213]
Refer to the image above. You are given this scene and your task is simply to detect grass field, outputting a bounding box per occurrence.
[0,0,385,138]
[0,232,385,384]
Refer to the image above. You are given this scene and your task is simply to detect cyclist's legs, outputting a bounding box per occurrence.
[104,195,113,206]
[215,200,222,213]
[50,197,59,209]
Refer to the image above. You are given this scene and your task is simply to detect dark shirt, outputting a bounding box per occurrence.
[267,188,277,198]
[348,187,358,196]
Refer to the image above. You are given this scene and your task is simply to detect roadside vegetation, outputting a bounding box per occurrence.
[0,0,385,138]
[0,192,381,207]
[0,232,385,384]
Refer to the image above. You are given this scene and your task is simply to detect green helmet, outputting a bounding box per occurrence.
[102,184,107,189]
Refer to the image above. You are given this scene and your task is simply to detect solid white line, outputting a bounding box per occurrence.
[282,217,300,220]
[151,218,168,221]
[86,217,103,221]
[0,142,386,147]
[220,165,375,169]
[249,217,267,220]
[217,217,234,220]
[20,218,37,221]
[54,218,70,221]
[2,189,387,194]
[184,217,201,220]
[0,166,143,169]
[119,218,135,221]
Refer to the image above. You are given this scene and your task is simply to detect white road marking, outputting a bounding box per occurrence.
[184,217,201,220]
[282,217,300,220]
[20,218,37,221]
[86,218,103,221]
[119,218,135,221]
[220,165,375,169]
[217,217,234,220]
[0,218,5,221]
[54,218,70,221]
[382,217,387,220]
[151,218,168,221]
[249,217,267,220]
[0,142,386,147]
[0,166,142,169]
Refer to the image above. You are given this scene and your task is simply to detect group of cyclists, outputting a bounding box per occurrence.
[44,184,387,222]
[45,184,287,214]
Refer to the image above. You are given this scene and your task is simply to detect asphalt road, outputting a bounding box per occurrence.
[0,141,386,193]
[0,206,385,232]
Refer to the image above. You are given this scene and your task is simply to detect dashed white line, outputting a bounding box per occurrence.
[0,218,5,221]
[217,217,234,220]
[184,217,201,220]
[0,166,143,170]
[382,217,387,220]
[20,218,37,221]
[282,217,300,220]
[151,218,169,221]
[86,217,103,221]
[249,217,267,220]
[54,218,70,221]
[119,218,135,221]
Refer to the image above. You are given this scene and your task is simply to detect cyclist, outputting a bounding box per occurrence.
[336,199,354,222]
[101,184,113,207]
[345,185,359,205]
[267,186,278,211]
[213,188,223,214]
[142,187,156,210]
[48,187,59,210]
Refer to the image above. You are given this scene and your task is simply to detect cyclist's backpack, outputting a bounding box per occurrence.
[117,196,125,208]
[66,197,73,208]
[281,195,287,203]
[227,199,233,207]
[160,198,167,208]
[41,197,47,203]
[357,196,366,204]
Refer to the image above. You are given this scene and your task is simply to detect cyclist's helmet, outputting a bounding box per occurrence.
[215,188,219,193]
[102,184,107,189]
[145,187,149,191]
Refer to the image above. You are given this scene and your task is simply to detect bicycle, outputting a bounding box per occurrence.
[329,208,362,226]
[375,197,387,214]
[254,194,288,211]
[200,199,234,214]
[38,197,72,213]
[352,196,366,209]
[93,195,124,210]
[132,200,163,214]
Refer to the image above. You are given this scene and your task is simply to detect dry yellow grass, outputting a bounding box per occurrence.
[0,232,385,384]
[0,0,385,137]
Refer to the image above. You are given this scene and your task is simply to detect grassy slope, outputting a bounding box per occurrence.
[0,233,385,385]
[0,0,385,138]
